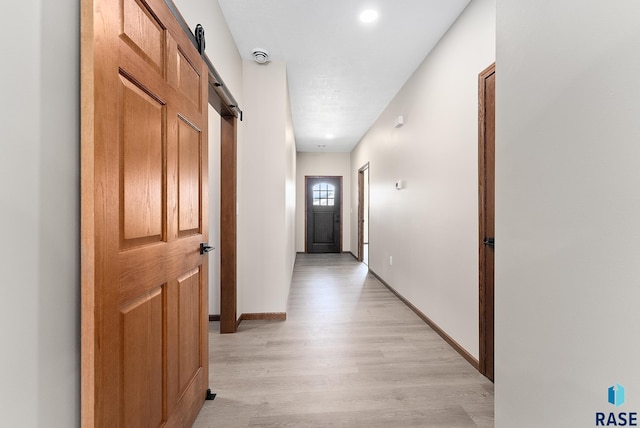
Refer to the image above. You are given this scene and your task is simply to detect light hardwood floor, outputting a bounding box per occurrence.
[193,253,494,427]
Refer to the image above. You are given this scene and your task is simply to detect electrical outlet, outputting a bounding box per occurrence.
[389,256,393,266]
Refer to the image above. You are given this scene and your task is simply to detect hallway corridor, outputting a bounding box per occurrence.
[194,253,494,427]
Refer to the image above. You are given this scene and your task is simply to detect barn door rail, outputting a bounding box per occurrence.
[163,0,243,121]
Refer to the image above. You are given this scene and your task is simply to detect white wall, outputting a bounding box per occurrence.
[208,106,222,314]
[495,1,640,426]
[296,153,352,253]
[0,1,80,427]
[285,84,298,281]
[350,0,495,359]
[240,60,297,313]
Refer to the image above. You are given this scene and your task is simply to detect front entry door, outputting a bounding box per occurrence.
[306,176,342,253]
[81,0,210,426]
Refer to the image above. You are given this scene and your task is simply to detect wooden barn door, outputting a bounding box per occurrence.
[81,0,209,426]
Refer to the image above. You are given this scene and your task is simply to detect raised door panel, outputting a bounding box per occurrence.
[119,74,166,247]
[177,268,202,396]
[178,117,201,235]
[121,0,165,76]
[178,48,202,112]
[120,287,165,428]
[313,213,334,243]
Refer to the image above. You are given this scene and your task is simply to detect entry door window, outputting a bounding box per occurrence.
[312,183,335,206]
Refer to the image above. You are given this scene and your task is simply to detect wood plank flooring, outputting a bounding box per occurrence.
[193,253,494,427]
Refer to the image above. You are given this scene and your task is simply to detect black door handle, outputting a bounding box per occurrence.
[200,243,215,254]
[483,237,495,249]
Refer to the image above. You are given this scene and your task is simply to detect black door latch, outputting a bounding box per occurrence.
[200,243,215,254]
[483,237,495,249]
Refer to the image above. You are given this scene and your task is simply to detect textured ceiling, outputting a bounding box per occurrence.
[217,0,471,152]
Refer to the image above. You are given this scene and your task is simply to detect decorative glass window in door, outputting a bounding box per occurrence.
[312,183,335,206]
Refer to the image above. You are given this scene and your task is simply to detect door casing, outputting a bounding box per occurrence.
[357,163,369,263]
[478,62,496,381]
[219,112,238,334]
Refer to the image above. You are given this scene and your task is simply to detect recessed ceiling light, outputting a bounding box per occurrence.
[359,9,379,23]
[325,134,335,139]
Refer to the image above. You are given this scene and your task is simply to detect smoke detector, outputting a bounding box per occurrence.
[252,48,270,64]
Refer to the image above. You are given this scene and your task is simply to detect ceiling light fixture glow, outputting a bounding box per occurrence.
[359,9,379,23]
[325,134,335,139]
